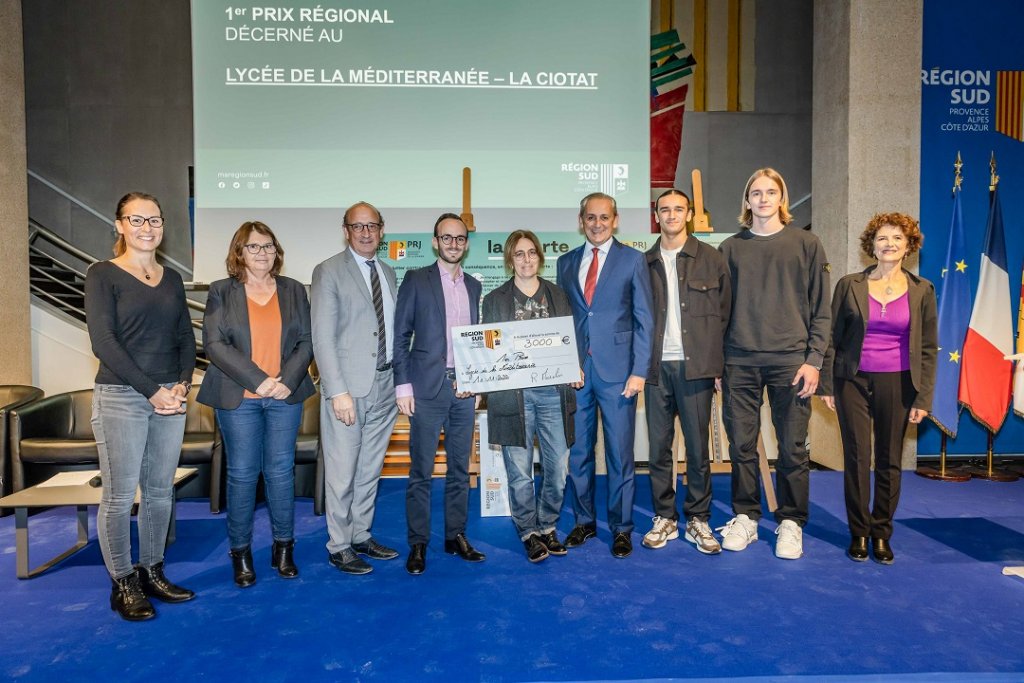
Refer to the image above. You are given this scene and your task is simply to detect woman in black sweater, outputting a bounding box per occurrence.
[85,192,196,621]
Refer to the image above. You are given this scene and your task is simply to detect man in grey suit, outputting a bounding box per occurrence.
[311,201,400,575]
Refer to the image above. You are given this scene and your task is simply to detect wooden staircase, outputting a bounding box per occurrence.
[383,414,480,487]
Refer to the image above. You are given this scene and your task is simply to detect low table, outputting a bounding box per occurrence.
[0,468,197,579]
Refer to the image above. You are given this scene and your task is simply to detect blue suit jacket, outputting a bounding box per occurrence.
[393,262,481,400]
[557,238,655,384]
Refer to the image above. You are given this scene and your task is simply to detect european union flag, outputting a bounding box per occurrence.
[929,186,972,437]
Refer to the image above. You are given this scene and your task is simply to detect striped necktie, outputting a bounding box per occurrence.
[366,260,387,368]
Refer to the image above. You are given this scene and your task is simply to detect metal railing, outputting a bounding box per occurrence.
[27,170,194,278]
[28,221,208,367]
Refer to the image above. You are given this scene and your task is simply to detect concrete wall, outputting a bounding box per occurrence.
[811,0,924,469]
[678,0,813,233]
[0,0,32,384]
[22,0,194,270]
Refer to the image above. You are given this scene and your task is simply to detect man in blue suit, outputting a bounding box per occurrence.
[556,192,655,558]
[393,213,485,575]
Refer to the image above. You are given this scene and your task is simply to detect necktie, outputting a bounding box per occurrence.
[583,247,599,306]
[366,260,387,367]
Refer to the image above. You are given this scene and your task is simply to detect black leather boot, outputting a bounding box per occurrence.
[230,546,256,587]
[137,562,195,603]
[110,570,156,621]
[271,539,299,578]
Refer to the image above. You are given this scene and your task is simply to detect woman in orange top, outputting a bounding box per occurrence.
[198,222,315,587]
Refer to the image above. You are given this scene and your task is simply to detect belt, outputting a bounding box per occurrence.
[376,362,393,372]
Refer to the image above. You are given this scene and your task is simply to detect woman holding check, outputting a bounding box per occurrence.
[482,230,580,563]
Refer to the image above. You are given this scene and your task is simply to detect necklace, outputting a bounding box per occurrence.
[884,285,893,296]
[143,269,152,280]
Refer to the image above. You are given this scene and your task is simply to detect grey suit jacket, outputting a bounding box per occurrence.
[311,248,398,400]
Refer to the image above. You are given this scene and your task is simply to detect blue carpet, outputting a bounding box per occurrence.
[1,472,1023,682]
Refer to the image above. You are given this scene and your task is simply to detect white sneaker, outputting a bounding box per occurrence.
[717,514,758,552]
[774,519,803,560]
[684,518,722,554]
[641,516,679,549]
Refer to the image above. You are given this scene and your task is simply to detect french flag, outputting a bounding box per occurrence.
[959,183,1013,433]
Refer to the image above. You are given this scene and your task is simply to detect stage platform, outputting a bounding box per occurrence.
[1,472,1022,681]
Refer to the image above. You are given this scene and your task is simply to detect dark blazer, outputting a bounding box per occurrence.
[555,238,654,383]
[197,276,316,410]
[823,266,938,410]
[481,277,576,448]
[645,236,731,382]
[393,262,482,401]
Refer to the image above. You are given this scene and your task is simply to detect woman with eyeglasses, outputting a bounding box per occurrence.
[85,192,196,621]
[481,230,581,563]
[198,221,315,587]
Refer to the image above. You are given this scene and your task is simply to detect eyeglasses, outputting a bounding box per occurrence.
[244,242,277,254]
[345,222,382,234]
[118,214,164,228]
[513,249,539,261]
[436,234,467,246]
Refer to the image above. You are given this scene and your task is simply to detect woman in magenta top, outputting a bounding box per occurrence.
[822,213,937,564]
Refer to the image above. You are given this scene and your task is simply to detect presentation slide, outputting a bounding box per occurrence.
[192,0,650,283]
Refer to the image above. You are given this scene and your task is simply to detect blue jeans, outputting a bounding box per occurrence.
[217,398,303,550]
[501,387,569,540]
[92,383,186,580]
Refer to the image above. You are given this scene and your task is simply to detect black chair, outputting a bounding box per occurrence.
[0,385,45,510]
[10,389,97,493]
[179,385,223,513]
[294,391,325,516]
[11,388,222,512]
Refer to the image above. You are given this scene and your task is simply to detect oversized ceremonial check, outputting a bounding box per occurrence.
[452,317,582,393]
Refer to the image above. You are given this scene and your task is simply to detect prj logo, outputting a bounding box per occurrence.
[484,329,502,350]
[388,241,407,260]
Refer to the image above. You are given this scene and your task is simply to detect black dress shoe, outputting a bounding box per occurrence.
[272,540,299,578]
[352,537,400,560]
[110,570,155,622]
[136,562,195,603]
[847,536,868,562]
[564,524,597,548]
[229,546,256,588]
[541,531,568,556]
[406,543,427,575]
[611,532,633,558]
[328,548,373,575]
[523,535,550,563]
[444,533,486,562]
[871,537,894,565]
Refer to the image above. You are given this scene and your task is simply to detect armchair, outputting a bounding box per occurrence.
[294,390,325,516]
[10,389,97,492]
[0,385,44,507]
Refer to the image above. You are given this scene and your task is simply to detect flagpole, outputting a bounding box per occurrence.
[917,432,969,481]
[964,430,1019,482]
[961,154,1018,483]
[917,152,970,482]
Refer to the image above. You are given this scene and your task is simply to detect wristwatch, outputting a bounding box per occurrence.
[177,381,193,394]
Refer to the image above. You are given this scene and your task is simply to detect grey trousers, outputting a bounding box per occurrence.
[321,369,398,554]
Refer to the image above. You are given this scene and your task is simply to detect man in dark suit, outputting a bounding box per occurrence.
[556,192,654,558]
[393,213,485,574]
[312,201,400,575]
